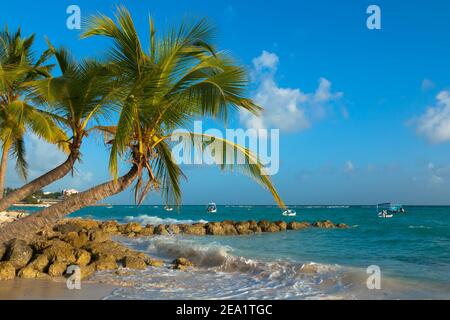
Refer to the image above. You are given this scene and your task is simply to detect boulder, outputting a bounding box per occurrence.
[257,220,271,232]
[154,224,169,236]
[17,266,49,279]
[222,223,238,235]
[287,221,310,230]
[64,231,89,248]
[258,221,279,232]
[182,224,206,236]
[248,221,262,233]
[75,249,91,267]
[85,240,131,262]
[94,256,118,271]
[123,222,142,234]
[101,221,119,234]
[0,262,16,280]
[337,223,349,229]
[145,258,164,267]
[139,226,154,236]
[79,264,96,280]
[88,229,110,243]
[41,240,76,264]
[122,256,147,270]
[313,220,336,229]
[166,224,181,235]
[27,254,50,272]
[205,222,225,235]
[0,243,6,260]
[235,222,252,235]
[4,239,33,270]
[47,262,68,277]
[172,257,194,270]
[275,221,287,231]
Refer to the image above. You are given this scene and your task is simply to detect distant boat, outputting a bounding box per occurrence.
[282,209,297,217]
[377,203,406,218]
[164,206,173,212]
[207,203,217,213]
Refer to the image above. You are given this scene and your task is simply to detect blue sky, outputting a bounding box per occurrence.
[3,0,450,205]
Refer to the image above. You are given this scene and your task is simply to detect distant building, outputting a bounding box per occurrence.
[62,189,79,199]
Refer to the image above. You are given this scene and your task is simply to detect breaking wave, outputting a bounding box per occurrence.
[123,215,208,226]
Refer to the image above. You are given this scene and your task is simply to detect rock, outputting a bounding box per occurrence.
[166,224,180,235]
[27,254,50,272]
[287,221,310,230]
[79,264,96,280]
[101,221,119,233]
[53,223,82,235]
[248,221,262,233]
[75,249,91,266]
[88,229,110,243]
[205,222,225,235]
[257,220,271,232]
[64,231,89,248]
[172,257,194,270]
[154,224,169,236]
[145,258,164,267]
[48,262,68,277]
[222,223,238,235]
[0,262,16,280]
[313,220,336,229]
[122,256,147,270]
[123,222,142,234]
[94,256,118,271]
[17,266,49,279]
[85,240,131,262]
[182,224,206,236]
[139,226,154,236]
[41,240,76,264]
[235,222,252,235]
[258,221,279,232]
[4,239,33,270]
[337,223,349,229]
[275,221,287,231]
[0,243,6,260]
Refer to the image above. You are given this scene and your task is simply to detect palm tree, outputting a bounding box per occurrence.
[0,42,120,211]
[0,8,284,242]
[0,27,68,201]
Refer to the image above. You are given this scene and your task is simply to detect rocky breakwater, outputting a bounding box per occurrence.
[112,219,348,237]
[0,218,348,281]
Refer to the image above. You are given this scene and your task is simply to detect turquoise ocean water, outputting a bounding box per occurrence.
[21,205,450,299]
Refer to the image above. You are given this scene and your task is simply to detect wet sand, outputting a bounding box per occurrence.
[0,278,116,300]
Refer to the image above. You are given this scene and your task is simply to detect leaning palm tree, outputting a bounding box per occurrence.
[0,42,120,211]
[0,27,68,200]
[0,8,284,242]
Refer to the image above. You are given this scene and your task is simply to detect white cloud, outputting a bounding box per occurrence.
[416,91,450,143]
[344,161,354,173]
[241,51,343,132]
[421,79,435,91]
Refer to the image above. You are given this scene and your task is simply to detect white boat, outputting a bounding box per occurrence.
[207,203,217,213]
[282,209,297,217]
[164,206,173,212]
[378,210,393,218]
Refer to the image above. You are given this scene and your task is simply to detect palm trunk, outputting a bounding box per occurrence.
[0,141,12,201]
[0,151,78,212]
[0,165,138,243]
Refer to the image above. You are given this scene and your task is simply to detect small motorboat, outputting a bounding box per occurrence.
[378,210,393,218]
[164,206,173,212]
[376,203,406,218]
[207,203,217,213]
[282,209,297,217]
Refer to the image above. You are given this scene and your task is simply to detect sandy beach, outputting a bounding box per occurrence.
[0,278,116,300]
